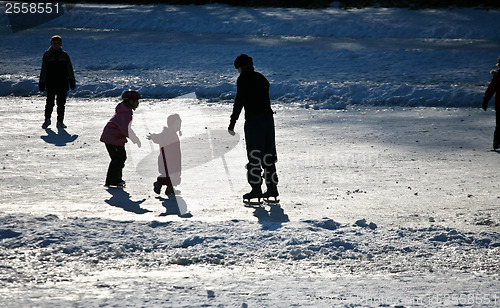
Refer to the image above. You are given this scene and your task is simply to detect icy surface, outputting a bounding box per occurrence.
[1,97,500,307]
[0,3,500,307]
[1,3,500,107]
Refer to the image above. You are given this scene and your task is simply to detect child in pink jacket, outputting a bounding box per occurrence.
[147,113,182,195]
[100,90,142,187]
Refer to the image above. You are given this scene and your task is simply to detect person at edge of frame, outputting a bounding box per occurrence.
[482,56,500,150]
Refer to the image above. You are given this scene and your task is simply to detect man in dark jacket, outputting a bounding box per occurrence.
[228,54,279,203]
[39,35,76,129]
[482,56,500,149]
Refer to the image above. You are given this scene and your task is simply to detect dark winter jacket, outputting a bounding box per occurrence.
[484,69,500,110]
[229,68,273,129]
[100,102,133,147]
[39,47,76,92]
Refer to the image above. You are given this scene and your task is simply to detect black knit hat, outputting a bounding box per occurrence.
[234,54,253,69]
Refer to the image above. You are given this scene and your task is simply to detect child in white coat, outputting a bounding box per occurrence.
[147,114,182,195]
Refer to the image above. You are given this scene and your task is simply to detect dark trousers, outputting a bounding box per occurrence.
[156,176,173,186]
[495,111,500,146]
[244,114,278,187]
[45,91,67,122]
[105,144,127,185]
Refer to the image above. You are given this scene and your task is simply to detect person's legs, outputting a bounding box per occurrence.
[105,144,127,185]
[262,115,279,197]
[262,160,278,196]
[56,91,67,124]
[494,110,500,149]
[42,92,57,128]
[244,117,266,190]
[154,176,173,194]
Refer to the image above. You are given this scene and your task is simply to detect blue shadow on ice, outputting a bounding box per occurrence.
[40,128,78,146]
[253,204,289,230]
[105,188,149,214]
[157,195,192,218]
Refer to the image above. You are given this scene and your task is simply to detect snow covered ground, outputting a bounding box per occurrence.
[1,3,500,307]
[1,3,500,107]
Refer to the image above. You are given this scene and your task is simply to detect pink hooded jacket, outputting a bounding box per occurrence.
[100,102,133,146]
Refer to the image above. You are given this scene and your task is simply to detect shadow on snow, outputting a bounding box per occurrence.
[156,195,192,218]
[40,128,78,146]
[252,204,290,230]
[105,188,149,214]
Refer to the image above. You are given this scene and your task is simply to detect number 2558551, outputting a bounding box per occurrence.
[6,2,60,14]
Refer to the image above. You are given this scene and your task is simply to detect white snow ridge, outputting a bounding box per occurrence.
[1,213,499,307]
[1,2,500,307]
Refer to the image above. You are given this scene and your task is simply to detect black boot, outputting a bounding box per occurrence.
[243,185,262,202]
[165,185,175,195]
[42,119,51,129]
[263,184,279,203]
[153,181,162,194]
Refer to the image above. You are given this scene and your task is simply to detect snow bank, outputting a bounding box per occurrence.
[1,3,499,108]
[1,78,480,108]
[1,213,498,275]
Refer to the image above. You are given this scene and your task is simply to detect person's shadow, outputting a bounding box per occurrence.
[253,204,289,230]
[40,128,78,146]
[157,195,192,218]
[105,188,150,214]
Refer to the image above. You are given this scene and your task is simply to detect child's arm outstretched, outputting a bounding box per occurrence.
[146,133,159,143]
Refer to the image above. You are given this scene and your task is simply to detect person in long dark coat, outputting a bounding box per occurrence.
[228,54,279,202]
